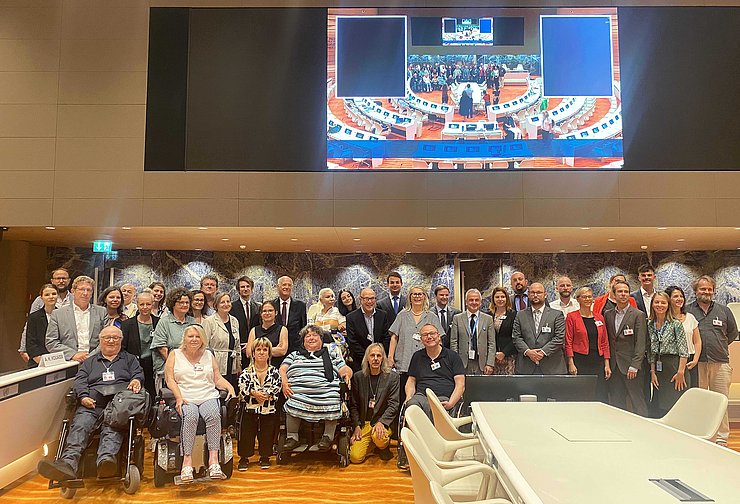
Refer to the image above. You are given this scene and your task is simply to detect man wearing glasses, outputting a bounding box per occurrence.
[404,323,465,420]
[38,326,144,481]
[18,268,73,362]
[346,288,391,372]
[45,275,108,362]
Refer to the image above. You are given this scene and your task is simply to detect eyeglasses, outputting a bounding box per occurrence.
[101,336,122,342]
[420,331,439,338]
[192,298,205,303]
[175,300,190,305]
[410,292,425,297]
[360,296,376,301]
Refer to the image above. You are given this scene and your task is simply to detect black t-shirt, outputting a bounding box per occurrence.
[407,346,465,399]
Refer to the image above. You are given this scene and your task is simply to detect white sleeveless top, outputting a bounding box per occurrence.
[172,348,220,405]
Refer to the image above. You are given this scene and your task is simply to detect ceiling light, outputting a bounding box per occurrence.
[239,245,246,249]
[275,227,284,230]
[544,238,551,242]
[503,251,510,254]
[254,249,261,252]
[559,249,566,253]
[677,238,685,242]
[427,227,437,230]
[290,238,298,241]
[417,238,426,241]
[581,244,589,247]
[580,227,590,230]
[353,238,361,241]
[657,227,668,230]
[351,227,360,230]
[198,227,208,230]
[610,250,617,253]
[122,227,131,230]
[640,245,648,250]
[477,238,485,241]
[194,248,201,251]
[672,249,679,252]
[45,226,55,230]
[304,249,311,252]
[607,238,616,242]
[355,250,361,253]
[135,246,143,250]
[500,227,511,230]
[451,251,458,254]
[221,238,229,241]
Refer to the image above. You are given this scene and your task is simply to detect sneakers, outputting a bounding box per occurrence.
[282,437,300,452]
[259,458,271,470]
[208,463,226,480]
[237,459,249,471]
[316,435,332,451]
[37,459,77,481]
[180,465,194,483]
[378,447,393,461]
[716,439,728,448]
[396,445,409,470]
[97,457,118,479]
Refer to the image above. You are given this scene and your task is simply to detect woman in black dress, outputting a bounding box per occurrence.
[246,301,288,367]
[26,284,57,368]
[488,287,517,375]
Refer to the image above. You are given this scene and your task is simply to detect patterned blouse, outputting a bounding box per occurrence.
[648,318,689,362]
[238,365,282,415]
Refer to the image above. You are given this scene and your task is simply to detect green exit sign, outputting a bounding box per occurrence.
[92,240,113,253]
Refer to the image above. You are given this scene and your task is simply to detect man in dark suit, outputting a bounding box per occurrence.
[630,264,656,317]
[510,271,530,312]
[449,289,496,375]
[431,285,460,348]
[604,280,648,417]
[45,276,108,362]
[512,283,566,375]
[273,275,307,354]
[346,287,391,371]
[349,342,400,463]
[230,275,260,348]
[120,291,160,401]
[376,271,406,325]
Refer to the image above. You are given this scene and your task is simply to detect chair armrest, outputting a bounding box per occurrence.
[445,438,481,454]
[439,462,499,499]
[451,415,472,428]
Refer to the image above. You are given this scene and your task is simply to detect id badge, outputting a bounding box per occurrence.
[431,362,441,371]
[102,370,115,382]
[713,318,723,327]
[656,360,663,372]
[623,328,634,336]
[542,325,552,333]
[595,320,604,327]
[193,363,204,372]
[412,333,421,341]
[468,349,476,360]
[368,399,376,409]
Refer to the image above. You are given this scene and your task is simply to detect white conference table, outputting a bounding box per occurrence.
[472,401,740,504]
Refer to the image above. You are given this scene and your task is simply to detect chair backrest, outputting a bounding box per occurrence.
[426,389,464,441]
[405,405,456,462]
[430,481,456,504]
[401,427,442,504]
[728,303,740,328]
[659,388,729,439]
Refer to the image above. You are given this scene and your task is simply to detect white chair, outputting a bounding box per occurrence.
[430,481,512,504]
[405,405,482,462]
[402,428,501,504]
[728,302,740,327]
[654,388,729,439]
[426,389,474,442]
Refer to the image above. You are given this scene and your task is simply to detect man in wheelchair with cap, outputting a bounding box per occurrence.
[38,326,144,481]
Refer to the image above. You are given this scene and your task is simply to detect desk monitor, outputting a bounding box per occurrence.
[344,128,352,134]
[602,123,608,129]
[484,123,497,131]
[392,114,398,119]
[465,124,477,131]
[383,111,390,117]
[423,100,429,106]
[609,118,615,125]
[461,375,598,412]
[566,134,576,139]
[504,103,510,108]
[592,127,600,133]
[580,131,589,137]
[441,106,449,111]
[560,107,565,112]
[565,103,570,109]
[431,104,438,109]
[449,123,460,129]
[356,132,365,139]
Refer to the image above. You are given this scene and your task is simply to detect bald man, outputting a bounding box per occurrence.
[345,288,392,371]
[512,282,566,374]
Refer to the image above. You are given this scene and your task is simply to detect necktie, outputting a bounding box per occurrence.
[440,309,447,330]
[534,309,541,333]
[393,296,399,314]
[470,314,477,352]
[281,301,287,325]
[245,301,250,324]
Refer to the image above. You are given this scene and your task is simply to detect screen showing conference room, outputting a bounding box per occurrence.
[327,7,623,170]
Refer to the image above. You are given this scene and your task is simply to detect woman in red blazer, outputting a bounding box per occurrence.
[565,287,611,402]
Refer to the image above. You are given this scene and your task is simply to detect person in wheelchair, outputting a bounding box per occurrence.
[164,324,236,483]
[279,324,353,451]
[38,326,144,481]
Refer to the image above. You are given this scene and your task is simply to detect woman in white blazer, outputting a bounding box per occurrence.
[203,292,241,390]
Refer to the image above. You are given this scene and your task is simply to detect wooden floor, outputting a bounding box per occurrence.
[3,429,739,503]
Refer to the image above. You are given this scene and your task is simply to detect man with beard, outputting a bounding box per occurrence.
[686,275,738,446]
[550,276,580,315]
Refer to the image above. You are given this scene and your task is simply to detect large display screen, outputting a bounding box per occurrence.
[327,8,623,170]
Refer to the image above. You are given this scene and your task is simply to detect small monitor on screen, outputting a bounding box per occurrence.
[441,106,449,111]
[465,124,477,131]
[566,134,576,139]
[449,123,460,129]
[504,103,510,108]
[580,131,589,137]
[484,123,497,131]
[609,118,615,125]
[356,132,365,139]
[423,101,429,106]
[565,104,570,109]
[592,127,600,134]
[370,136,379,141]
[559,107,565,112]
[602,123,608,129]
[431,104,438,109]
[384,111,390,117]
[345,128,352,134]
[442,17,493,46]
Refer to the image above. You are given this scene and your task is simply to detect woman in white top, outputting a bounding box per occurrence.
[165,324,235,482]
[308,288,346,335]
[666,286,702,388]
[203,292,241,390]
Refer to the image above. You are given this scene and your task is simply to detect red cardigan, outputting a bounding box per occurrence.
[565,310,610,358]
[592,293,636,318]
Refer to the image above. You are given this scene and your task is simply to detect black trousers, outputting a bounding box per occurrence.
[239,411,278,459]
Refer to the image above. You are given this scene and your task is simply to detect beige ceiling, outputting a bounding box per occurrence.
[3,226,739,254]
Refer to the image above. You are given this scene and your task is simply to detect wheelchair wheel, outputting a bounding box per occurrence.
[153,444,168,488]
[337,435,349,468]
[60,487,77,499]
[123,465,140,495]
[221,458,233,479]
[276,430,289,465]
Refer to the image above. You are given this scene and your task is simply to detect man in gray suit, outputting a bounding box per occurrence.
[450,289,496,375]
[431,285,461,348]
[604,280,648,416]
[512,283,566,374]
[45,275,108,362]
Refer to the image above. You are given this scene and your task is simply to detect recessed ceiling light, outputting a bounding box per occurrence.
[194,248,201,251]
[657,227,668,230]
[580,227,590,230]
[351,227,360,230]
[427,227,437,230]
[672,249,679,252]
[451,251,458,254]
[610,250,617,253]
[477,238,485,241]
[275,227,284,230]
[735,228,740,230]
[500,227,511,230]
[503,251,510,254]
[254,249,261,252]
[581,244,589,247]
[355,250,361,253]
[417,238,426,241]
[198,227,208,230]
[122,227,131,230]
[677,238,685,242]
[559,249,566,253]
[239,245,246,249]
[640,245,648,250]
[221,238,229,241]
[304,249,311,252]
[290,238,298,241]
[353,238,361,241]
[544,238,551,242]
[607,238,616,242]
[45,226,55,230]
[405,251,411,254]
[135,246,143,250]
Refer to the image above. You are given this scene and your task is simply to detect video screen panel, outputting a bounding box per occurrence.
[327,7,623,170]
[442,18,493,46]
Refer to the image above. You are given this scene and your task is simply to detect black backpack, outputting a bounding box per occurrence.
[103,389,151,430]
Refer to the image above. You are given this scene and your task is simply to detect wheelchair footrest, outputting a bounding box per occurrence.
[53,479,85,489]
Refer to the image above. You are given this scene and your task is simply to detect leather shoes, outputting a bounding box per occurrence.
[38,460,77,481]
[97,457,118,479]
[282,437,300,452]
[378,447,393,461]
[316,435,332,451]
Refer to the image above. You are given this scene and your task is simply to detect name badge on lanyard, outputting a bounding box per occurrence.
[468,349,476,360]
[193,363,204,373]
[713,318,723,327]
[624,327,634,336]
[430,361,441,371]
[102,369,115,382]
[541,325,552,333]
[412,333,421,341]
[595,320,604,327]
[369,398,376,409]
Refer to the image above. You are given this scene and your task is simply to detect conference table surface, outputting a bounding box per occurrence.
[472,401,740,504]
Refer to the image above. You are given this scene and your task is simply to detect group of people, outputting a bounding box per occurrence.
[24,263,738,482]
[408,61,506,94]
